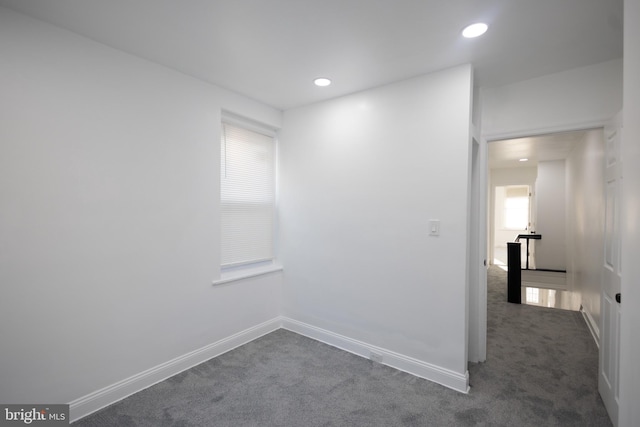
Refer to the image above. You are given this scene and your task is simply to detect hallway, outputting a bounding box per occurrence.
[468,266,611,425]
[492,246,578,311]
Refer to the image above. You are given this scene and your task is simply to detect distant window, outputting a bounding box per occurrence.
[220,121,275,267]
[503,186,529,230]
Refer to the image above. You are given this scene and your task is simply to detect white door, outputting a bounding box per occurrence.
[599,117,622,425]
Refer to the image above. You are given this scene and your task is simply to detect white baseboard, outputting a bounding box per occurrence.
[281,317,470,394]
[580,306,600,348]
[71,316,470,422]
[69,318,281,423]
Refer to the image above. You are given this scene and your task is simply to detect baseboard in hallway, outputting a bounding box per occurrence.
[580,306,600,347]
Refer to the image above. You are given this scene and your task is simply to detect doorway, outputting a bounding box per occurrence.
[482,126,609,390]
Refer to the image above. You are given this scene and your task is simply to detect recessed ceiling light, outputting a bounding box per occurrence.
[314,77,331,87]
[462,23,488,38]
[519,158,529,162]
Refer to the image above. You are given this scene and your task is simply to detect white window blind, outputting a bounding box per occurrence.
[221,122,275,267]
[503,186,529,230]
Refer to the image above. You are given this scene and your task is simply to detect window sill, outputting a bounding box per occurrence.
[212,264,283,286]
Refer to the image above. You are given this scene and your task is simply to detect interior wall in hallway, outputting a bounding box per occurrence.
[565,129,605,337]
[535,160,567,270]
[480,59,622,138]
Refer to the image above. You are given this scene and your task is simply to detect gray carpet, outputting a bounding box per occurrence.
[73,267,612,426]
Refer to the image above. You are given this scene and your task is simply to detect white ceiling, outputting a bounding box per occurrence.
[0,0,623,110]
[488,130,588,169]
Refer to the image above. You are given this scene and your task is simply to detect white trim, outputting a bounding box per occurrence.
[468,135,487,364]
[69,318,281,423]
[483,119,609,143]
[471,122,481,141]
[580,306,600,348]
[70,316,471,423]
[212,263,283,286]
[221,110,278,137]
[281,317,470,394]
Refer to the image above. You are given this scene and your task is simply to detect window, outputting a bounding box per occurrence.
[220,120,275,268]
[502,185,529,230]
[525,287,540,304]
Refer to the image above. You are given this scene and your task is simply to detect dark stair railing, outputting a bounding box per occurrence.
[515,233,542,270]
[507,241,522,304]
[507,233,541,304]
[506,233,569,304]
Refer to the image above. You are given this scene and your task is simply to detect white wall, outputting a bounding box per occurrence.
[278,65,473,387]
[490,167,537,188]
[535,160,567,270]
[482,59,622,271]
[619,0,640,425]
[0,6,282,410]
[481,59,623,139]
[565,129,604,336]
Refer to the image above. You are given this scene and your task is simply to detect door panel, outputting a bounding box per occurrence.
[599,121,622,425]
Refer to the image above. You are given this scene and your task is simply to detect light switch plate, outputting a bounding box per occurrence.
[429,219,440,236]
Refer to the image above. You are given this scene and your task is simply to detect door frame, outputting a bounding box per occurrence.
[468,134,487,363]
[474,119,612,364]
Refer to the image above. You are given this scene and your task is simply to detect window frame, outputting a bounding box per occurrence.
[214,112,281,285]
[500,185,530,231]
